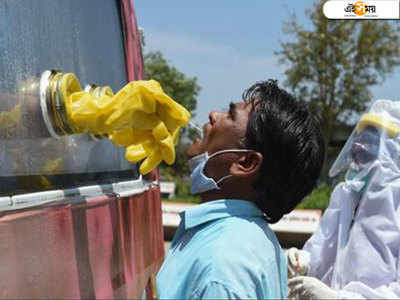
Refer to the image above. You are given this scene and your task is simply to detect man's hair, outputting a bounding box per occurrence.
[242,80,325,223]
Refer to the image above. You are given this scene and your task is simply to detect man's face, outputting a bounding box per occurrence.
[350,126,380,166]
[188,101,252,157]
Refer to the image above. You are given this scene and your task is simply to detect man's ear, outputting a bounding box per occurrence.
[230,152,263,177]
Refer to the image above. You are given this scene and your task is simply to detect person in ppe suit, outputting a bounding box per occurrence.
[288,99,400,299]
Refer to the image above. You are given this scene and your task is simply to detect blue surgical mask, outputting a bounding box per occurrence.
[189,149,252,194]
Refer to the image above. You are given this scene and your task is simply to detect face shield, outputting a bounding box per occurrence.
[329,100,400,181]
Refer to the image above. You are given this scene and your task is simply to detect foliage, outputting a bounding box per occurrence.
[276,1,400,158]
[144,51,200,115]
[164,195,201,204]
[144,51,201,176]
[296,183,332,212]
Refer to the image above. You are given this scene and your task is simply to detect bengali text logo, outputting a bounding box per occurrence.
[344,1,376,16]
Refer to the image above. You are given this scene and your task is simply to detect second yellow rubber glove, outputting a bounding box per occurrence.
[110,121,181,174]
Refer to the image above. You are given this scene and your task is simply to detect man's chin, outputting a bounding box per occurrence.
[187,139,204,157]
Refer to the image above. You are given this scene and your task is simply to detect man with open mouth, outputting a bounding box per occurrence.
[156,79,325,299]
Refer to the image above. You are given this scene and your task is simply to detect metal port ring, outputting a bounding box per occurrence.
[40,70,61,139]
[54,75,74,135]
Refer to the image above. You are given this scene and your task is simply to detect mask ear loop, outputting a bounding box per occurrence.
[208,149,253,160]
[211,149,254,188]
[215,174,233,187]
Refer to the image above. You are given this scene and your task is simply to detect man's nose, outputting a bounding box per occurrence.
[209,110,218,125]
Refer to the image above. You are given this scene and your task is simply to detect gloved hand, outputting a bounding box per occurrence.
[109,121,180,174]
[63,75,190,135]
[287,248,310,278]
[57,73,190,174]
[288,276,338,299]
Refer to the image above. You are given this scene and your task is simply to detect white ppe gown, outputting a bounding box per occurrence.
[303,163,400,299]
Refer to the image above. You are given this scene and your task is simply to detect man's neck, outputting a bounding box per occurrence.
[200,189,257,203]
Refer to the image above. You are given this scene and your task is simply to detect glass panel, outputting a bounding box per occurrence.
[0,0,140,195]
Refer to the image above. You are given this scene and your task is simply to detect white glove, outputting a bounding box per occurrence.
[287,248,310,278]
[288,276,338,299]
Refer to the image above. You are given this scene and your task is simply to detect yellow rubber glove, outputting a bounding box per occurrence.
[59,73,190,174]
[62,74,190,134]
[110,122,181,174]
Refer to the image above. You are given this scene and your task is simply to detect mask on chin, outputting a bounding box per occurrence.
[189,149,252,194]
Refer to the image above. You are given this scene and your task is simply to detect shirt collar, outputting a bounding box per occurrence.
[179,199,264,230]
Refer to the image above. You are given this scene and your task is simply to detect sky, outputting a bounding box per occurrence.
[135,1,400,126]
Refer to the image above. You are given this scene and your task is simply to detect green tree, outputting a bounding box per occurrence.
[276,1,400,166]
[144,51,201,179]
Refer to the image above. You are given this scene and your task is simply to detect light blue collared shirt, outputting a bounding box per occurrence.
[156,199,288,299]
